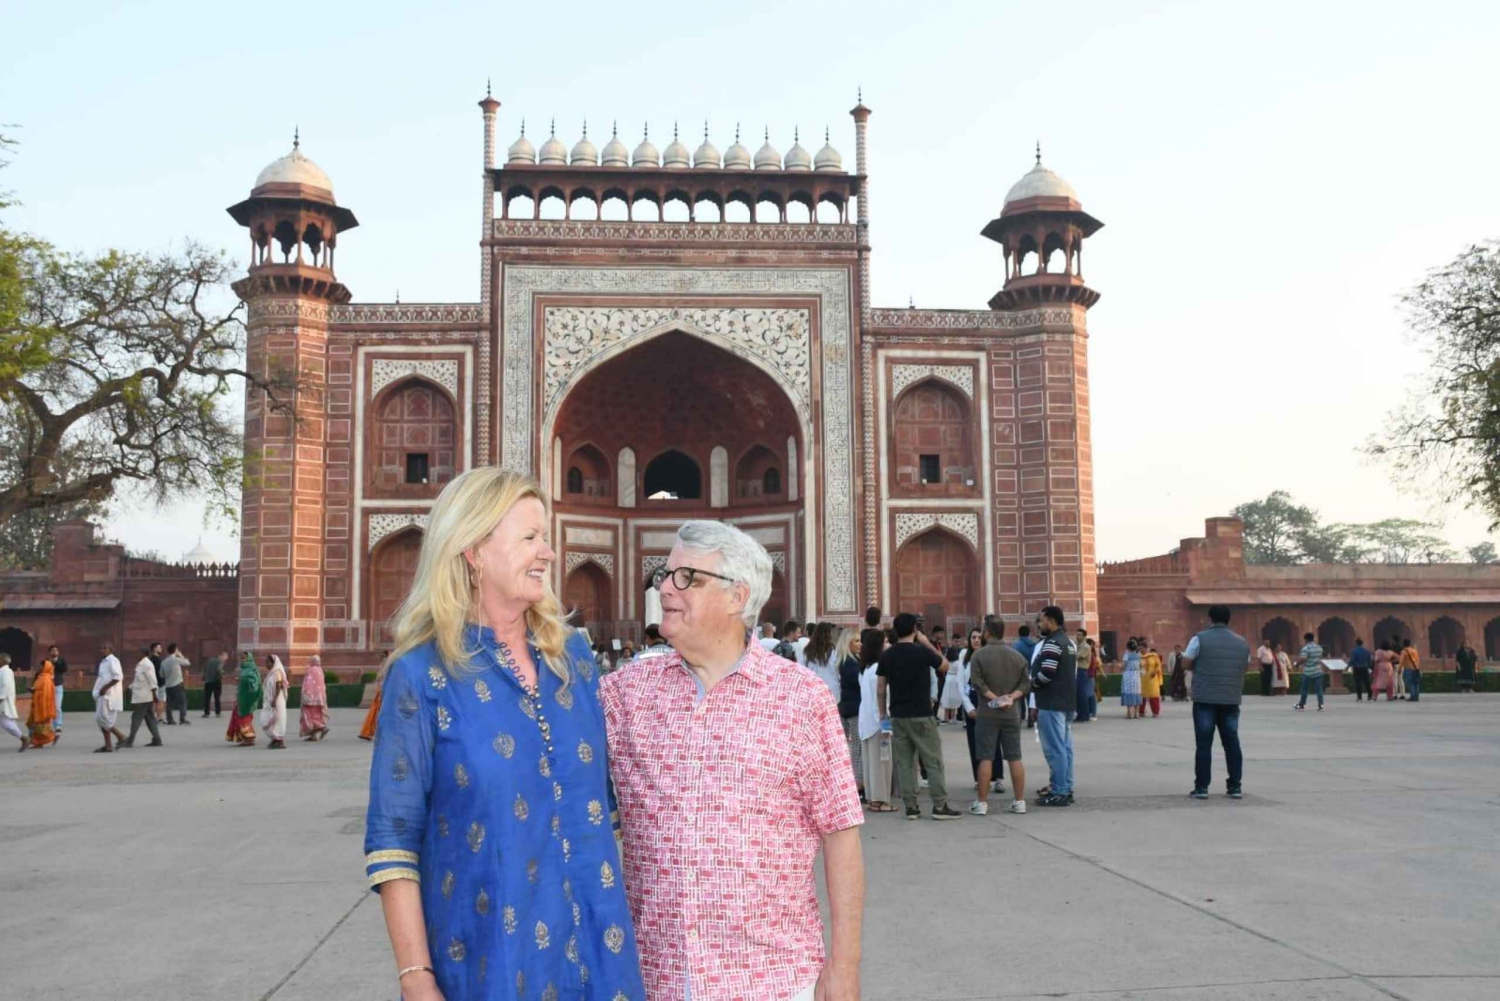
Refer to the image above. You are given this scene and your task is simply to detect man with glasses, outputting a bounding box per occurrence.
[601,521,865,1001]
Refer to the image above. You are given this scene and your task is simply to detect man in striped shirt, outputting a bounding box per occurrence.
[1029,606,1078,807]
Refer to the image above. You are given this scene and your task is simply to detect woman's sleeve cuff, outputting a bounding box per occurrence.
[368,867,420,889]
[365,849,420,889]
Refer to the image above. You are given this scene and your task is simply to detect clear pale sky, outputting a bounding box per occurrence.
[5,0,1499,564]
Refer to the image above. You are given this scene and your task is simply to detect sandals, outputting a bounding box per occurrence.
[865,802,897,812]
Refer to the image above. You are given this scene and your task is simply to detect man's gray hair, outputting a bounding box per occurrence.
[676,520,773,628]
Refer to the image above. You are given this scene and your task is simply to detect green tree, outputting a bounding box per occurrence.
[1371,241,1500,526]
[1468,541,1497,564]
[1349,518,1457,564]
[0,134,295,536]
[1232,491,1322,564]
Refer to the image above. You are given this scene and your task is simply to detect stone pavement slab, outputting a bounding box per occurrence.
[1,695,1495,1000]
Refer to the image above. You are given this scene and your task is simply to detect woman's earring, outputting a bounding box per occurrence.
[470,559,485,590]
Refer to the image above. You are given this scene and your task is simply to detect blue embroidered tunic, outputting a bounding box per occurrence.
[365,627,644,1000]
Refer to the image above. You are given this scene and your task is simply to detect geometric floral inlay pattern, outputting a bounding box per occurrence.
[370,358,460,400]
[564,552,615,579]
[543,307,811,416]
[893,512,980,551]
[369,513,430,552]
[890,364,974,401]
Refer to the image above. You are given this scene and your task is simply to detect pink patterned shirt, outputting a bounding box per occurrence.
[600,640,864,1001]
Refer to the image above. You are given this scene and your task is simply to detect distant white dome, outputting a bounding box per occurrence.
[1004,156,1079,206]
[506,122,536,165]
[254,141,333,194]
[723,127,752,170]
[537,123,568,166]
[662,125,690,169]
[784,128,812,172]
[570,124,598,166]
[754,128,781,170]
[601,124,630,167]
[632,126,660,168]
[693,125,721,169]
[813,129,843,173]
[183,540,217,564]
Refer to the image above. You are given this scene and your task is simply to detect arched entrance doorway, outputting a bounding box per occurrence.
[894,529,977,635]
[1428,616,1464,660]
[1373,616,1412,651]
[551,330,806,617]
[563,561,613,628]
[370,528,423,647]
[1261,616,1299,654]
[1317,617,1355,659]
[0,626,32,672]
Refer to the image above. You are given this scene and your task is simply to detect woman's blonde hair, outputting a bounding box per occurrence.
[388,468,572,684]
[835,626,860,663]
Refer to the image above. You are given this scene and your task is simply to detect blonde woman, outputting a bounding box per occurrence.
[363,469,642,1001]
[834,627,865,795]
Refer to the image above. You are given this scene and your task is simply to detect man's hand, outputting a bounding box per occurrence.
[816,959,859,1001]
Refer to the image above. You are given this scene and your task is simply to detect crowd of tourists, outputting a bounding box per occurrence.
[0,641,334,753]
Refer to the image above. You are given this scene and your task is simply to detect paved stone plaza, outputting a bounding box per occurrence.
[2,694,1496,1001]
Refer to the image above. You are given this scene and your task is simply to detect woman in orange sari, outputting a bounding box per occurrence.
[357,682,381,741]
[27,658,59,747]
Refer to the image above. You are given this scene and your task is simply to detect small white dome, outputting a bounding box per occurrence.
[537,122,568,166]
[254,139,334,194]
[723,127,752,170]
[1004,155,1079,206]
[813,129,842,173]
[182,540,217,564]
[601,124,630,167]
[662,124,690,169]
[784,128,812,172]
[754,128,781,170]
[632,125,660,168]
[693,124,721,169]
[570,123,598,166]
[506,122,536,165]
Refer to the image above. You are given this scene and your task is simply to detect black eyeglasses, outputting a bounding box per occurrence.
[652,566,737,592]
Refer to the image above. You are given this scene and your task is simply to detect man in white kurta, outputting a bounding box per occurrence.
[92,645,128,752]
[0,655,27,750]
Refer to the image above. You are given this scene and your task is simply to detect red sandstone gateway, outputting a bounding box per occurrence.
[0,89,1112,678]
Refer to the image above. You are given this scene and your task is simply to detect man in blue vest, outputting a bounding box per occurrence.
[1180,605,1251,800]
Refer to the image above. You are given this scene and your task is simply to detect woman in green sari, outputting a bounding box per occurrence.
[224,653,262,746]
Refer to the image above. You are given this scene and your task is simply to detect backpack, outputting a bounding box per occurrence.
[772,640,797,661]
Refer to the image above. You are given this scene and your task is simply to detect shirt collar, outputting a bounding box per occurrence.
[664,636,768,687]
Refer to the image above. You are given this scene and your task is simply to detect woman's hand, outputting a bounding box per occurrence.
[399,971,445,1001]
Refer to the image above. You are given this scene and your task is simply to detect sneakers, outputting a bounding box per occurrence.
[1227,787,1244,799]
[931,805,962,820]
[991,780,1006,794]
[1190,788,1209,800]
[905,806,921,821]
[967,801,989,816]
[1008,799,1027,814]
[1036,792,1074,807]
[918,777,930,789]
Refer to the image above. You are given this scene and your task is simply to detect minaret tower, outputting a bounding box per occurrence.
[980,149,1104,630]
[226,135,359,659]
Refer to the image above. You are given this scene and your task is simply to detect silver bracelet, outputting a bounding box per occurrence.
[397,964,435,981]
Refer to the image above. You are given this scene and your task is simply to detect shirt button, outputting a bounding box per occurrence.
[686,928,699,942]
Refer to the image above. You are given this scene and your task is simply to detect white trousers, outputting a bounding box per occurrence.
[0,716,24,740]
[791,985,816,1001]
